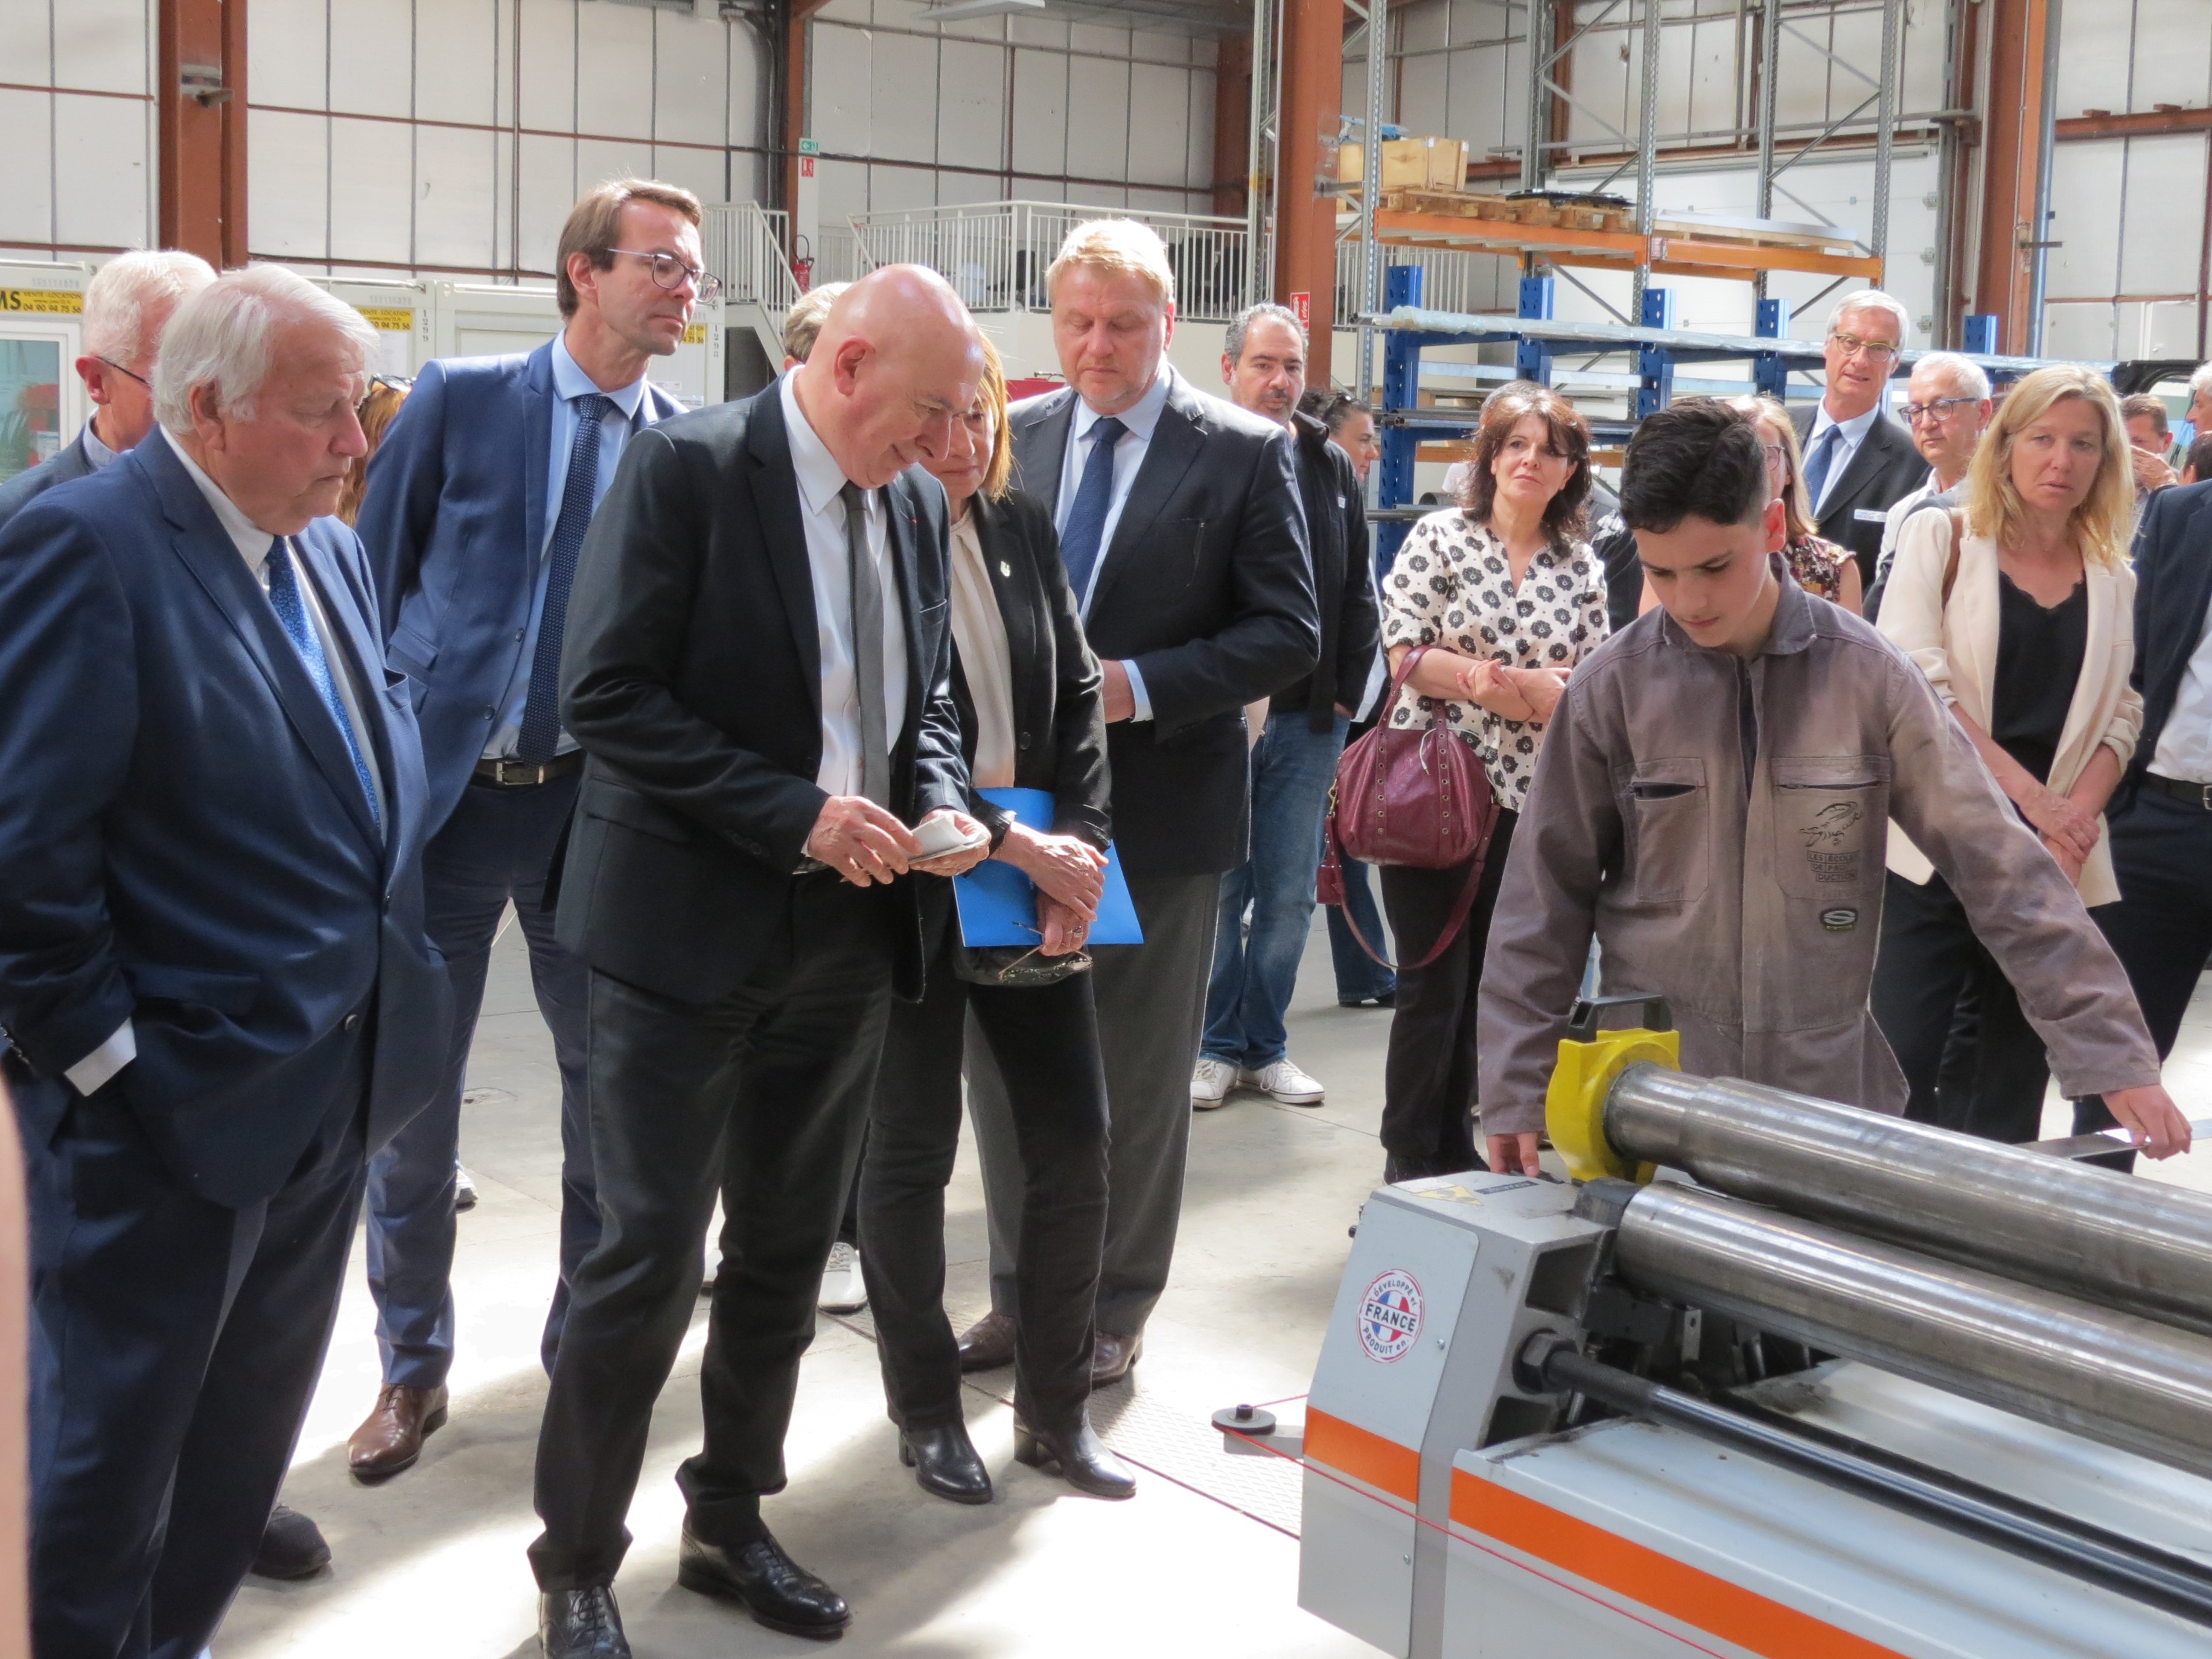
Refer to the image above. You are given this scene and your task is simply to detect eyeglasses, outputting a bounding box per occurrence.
[1900,396,1977,424]
[1828,330,1901,361]
[368,374,414,393]
[605,248,722,302]
[96,356,148,388]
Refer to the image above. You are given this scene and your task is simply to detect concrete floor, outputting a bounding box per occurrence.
[216,916,1392,1658]
[214,912,2212,1658]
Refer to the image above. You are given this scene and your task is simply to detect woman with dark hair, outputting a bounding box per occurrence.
[856,338,1134,1502]
[1733,394,1863,612]
[1374,381,1609,1180]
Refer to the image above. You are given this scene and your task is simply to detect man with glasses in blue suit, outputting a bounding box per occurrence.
[352,178,706,1483]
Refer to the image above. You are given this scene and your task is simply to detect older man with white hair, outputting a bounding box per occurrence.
[0,247,213,531]
[1788,289,1929,590]
[1870,349,1994,596]
[0,264,449,1658]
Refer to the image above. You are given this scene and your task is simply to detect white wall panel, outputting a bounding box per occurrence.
[415,123,499,270]
[1006,16,1065,51]
[2131,0,2212,113]
[934,170,1001,207]
[2041,302,2117,364]
[648,143,726,212]
[1130,30,1185,68]
[249,107,330,259]
[252,0,328,111]
[813,25,875,158]
[726,24,767,143]
[870,31,939,164]
[1010,48,1068,180]
[2046,139,2126,301]
[53,93,151,251]
[1399,1,1447,58]
[1067,23,1129,60]
[0,5,51,79]
[573,2,654,139]
[817,0,871,23]
[866,163,934,212]
[0,91,53,249]
[1062,60,1130,183]
[1126,63,1188,192]
[815,157,868,223]
[938,39,1005,173]
[655,10,730,149]
[2118,135,2207,295]
[53,0,147,96]
[1186,69,1216,192]
[1398,50,1448,139]
[2055,4,2134,117]
[330,0,415,120]
[518,0,579,134]
[575,136,655,193]
[517,132,579,271]
[329,116,416,264]
[417,0,499,127]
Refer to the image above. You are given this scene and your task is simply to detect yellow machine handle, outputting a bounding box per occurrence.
[1544,993,1681,1183]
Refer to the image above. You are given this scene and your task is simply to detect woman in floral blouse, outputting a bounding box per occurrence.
[1374,381,1610,1182]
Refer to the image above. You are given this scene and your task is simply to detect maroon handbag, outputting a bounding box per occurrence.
[1321,646,1501,972]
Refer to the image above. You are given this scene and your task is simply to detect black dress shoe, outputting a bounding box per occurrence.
[539,1587,630,1658]
[899,1420,992,1505]
[1013,1417,1137,1500]
[249,1505,330,1580]
[1088,1329,1142,1388]
[955,1308,1018,1371]
[677,1526,851,1640]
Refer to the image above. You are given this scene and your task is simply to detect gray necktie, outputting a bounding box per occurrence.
[841,482,891,807]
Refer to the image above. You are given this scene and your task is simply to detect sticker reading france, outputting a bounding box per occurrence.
[1357,1269,1424,1363]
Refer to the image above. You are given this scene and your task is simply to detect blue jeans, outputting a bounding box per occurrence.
[366,772,598,1387]
[1327,857,1396,1003]
[1202,710,1349,1071]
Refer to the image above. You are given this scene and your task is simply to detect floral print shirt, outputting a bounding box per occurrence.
[1380,510,1610,813]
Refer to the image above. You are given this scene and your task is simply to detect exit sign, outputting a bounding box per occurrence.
[1290,290,1312,329]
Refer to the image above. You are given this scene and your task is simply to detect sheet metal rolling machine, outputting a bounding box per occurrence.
[1296,994,2212,1658]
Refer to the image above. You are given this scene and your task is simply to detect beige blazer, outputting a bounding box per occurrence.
[1878,508,2143,906]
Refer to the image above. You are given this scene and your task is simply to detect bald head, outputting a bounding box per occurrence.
[791,265,984,488]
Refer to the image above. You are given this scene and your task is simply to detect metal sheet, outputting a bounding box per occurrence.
[1613,1183,2212,1482]
[1607,1066,2212,1338]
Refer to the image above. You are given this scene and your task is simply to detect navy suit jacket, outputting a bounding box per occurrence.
[0,428,98,535]
[0,435,451,1208]
[2117,480,2212,811]
[357,339,686,830]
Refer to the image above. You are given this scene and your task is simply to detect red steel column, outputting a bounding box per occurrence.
[158,0,247,266]
[1272,0,1343,387]
[1971,0,2053,354]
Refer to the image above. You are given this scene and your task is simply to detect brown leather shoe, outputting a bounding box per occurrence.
[955,1310,1018,1372]
[1089,1330,1143,1389]
[348,1382,449,1481]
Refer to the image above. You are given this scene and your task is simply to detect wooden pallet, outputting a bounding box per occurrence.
[1374,188,1631,235]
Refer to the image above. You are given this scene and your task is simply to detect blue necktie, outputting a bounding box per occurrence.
[1059,415,1127,605]
[267,536,381,835]
[518,392,616,765]
[1803,422,1844,514]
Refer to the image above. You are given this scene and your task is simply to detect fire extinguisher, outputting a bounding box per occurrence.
[792,235,814,293]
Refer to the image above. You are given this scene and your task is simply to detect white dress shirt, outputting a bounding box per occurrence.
[66,431,387,1097]
[1805,400,1885,516]
[947,508,1016,789]
[1054,367,1173,721]
[2151,602,2212,784]
[80,419,118,470]
[780,372,908,797]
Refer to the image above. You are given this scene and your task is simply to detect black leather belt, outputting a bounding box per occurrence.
[2143,772,2212,810]
[473,753,584,787]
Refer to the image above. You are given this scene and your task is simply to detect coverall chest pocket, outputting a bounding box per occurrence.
[1771,755,1890,901]
[1623,757,1709,905]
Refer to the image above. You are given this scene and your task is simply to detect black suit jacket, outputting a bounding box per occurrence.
[0,428,99,535]
[1789,401,1926,591]
[555,381,969,1004]
[2116,480,2212,812]
[1277,410,1380,730]
[956,489,1112,849]
[1008,366,1319,876]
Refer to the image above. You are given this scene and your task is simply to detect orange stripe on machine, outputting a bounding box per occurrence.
[1450,1470,1913,1659]
[1305,1409,1421,1503]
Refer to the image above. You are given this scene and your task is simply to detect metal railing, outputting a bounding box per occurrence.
[844,200,1257,323]
[1335,240,1508,326]
[701,202,800,313]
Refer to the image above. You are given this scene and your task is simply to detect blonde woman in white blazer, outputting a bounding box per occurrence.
[1870,365,2144,1143]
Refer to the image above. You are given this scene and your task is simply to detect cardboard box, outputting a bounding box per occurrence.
[1339,136,1468,193]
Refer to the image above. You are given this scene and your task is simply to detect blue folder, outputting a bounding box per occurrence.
[952,788,1144,947]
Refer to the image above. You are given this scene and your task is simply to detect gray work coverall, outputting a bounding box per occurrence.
[1476,572,2159,1138]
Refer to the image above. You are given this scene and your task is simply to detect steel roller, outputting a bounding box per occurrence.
[1611,1182,2212,1483]
[1606,1064,2212,1337]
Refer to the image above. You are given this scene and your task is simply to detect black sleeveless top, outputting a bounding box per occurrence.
[1989,570,2088,785]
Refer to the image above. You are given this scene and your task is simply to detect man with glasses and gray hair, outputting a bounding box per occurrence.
[351,178,703,1483]
[0,248,213,532]
[1868,349,1994,607]
[1788,289,1928,591]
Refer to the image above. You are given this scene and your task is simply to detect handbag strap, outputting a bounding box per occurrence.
[1327,809,1497,973]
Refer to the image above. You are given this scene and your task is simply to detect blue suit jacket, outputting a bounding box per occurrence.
[357,339,687,829]
[0,428,98,535]
[0,436,451,1208]
[2117,479,2212,810]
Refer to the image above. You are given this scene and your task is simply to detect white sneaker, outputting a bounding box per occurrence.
[1244,1057,1325,1105]
[1191,1056,1238,1109]
[817,1241,867,1314]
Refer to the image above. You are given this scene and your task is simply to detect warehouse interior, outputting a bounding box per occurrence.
[10,3,2212,1658]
